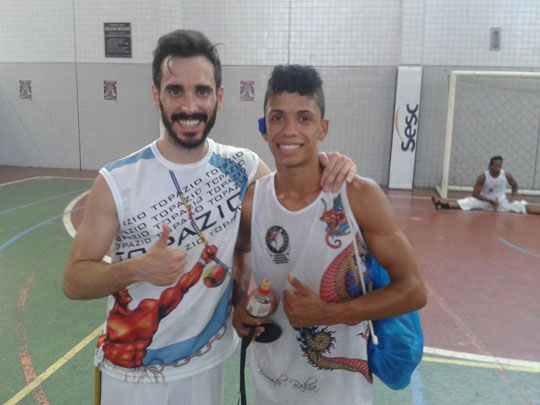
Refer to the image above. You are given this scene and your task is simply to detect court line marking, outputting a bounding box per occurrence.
[1,181,98,404]
[0,209,84,252]
[0,176,93,188]
[6,190,539,402]
[424,347,540,370]
[499,237,540,258]
[424,282,534,402]
[0,188,89,216]
[16,272,49,404]
[8,181,538,402]
[411,368,426,405]
[63,190,90,238]
[7,331,539,405]
[422,356,540,373]
[5,326,102,405]
[0,176,43,187]
[62,190,112,264]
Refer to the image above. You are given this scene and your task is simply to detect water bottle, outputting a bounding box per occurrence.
[246,279,275,318]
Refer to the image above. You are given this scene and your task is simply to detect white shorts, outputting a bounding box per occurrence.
[457,197,527,214]
[99,364,224,405]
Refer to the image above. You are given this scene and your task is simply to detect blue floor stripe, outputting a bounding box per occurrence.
[0,188,87,216]
[0,207,83,252]
[499,237,540,258]
[411,367,427,405]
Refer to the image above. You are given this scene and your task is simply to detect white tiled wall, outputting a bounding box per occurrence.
[0,1,76,63]
[423,1,540,67]
[178,0,290,66]
[4,1,539,67]
[2,0,540,185]
[290,1,401,66]
[73,1,161,64]
[401,0,425,64]
[0,0,403,66]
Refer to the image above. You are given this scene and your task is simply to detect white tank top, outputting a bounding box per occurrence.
[248,173,373,405]
[481,169,507,200]
[95,138,259,382]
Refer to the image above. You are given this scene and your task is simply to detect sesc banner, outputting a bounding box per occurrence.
[388,66,422,189]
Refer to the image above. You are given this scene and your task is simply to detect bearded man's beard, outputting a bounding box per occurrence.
[160,102,218,149]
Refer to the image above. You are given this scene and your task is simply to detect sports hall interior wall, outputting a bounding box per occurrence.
[1,1,540,188]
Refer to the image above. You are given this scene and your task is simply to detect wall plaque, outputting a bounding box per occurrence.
[104,23,132,58]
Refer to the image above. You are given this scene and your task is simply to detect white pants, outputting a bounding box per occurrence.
[100,364,224,405]
[457,197,527,213]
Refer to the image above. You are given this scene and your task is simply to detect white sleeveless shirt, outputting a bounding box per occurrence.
[95,138,259,383]
[248,173,373,405]
[481,169,507,200]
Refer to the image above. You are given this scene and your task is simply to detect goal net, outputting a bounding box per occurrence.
[437,71,540,198]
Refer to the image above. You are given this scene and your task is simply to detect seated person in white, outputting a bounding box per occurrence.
[432,156,540,215]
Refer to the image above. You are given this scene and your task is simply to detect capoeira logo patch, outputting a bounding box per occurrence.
[265,225,290,264]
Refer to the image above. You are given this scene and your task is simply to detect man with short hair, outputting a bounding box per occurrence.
[62,30,356,404]
[432,156,540,214]
[232,65,426,405]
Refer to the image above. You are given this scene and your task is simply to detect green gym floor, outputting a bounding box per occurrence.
[1,167,539,405]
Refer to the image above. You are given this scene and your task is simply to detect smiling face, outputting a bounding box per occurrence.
[152,55,223,150]
[264,92,328,168]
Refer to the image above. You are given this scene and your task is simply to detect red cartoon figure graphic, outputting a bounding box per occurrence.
[97,241,219,368]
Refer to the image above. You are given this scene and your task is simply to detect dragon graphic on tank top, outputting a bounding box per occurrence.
[295,204,373,383]
[320,195,349,248]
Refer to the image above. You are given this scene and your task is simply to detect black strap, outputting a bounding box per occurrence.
[239,327,255,405]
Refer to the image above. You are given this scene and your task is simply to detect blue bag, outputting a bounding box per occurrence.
[365,254,424,390]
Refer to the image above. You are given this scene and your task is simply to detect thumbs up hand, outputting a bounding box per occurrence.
[134,223,187,286]
[282,273,331,327]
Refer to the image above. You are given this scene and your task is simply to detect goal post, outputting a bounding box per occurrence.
[437,70,540,199]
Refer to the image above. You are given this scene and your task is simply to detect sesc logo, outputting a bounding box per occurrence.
[395,103,419,152]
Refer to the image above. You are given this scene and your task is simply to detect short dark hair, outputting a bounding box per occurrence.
[264,64,325,118]
[489,155,503,166]
[152,30,222,90]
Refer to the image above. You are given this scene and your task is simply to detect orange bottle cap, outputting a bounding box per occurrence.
[258,279,271,295]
